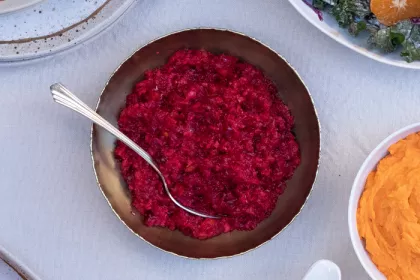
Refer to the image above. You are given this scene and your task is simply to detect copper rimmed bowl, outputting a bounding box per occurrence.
[91,28,320,259]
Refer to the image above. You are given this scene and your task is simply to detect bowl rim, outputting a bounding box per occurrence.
[287,0,420,70]
[90,27,321,259]
[348,122,420,279]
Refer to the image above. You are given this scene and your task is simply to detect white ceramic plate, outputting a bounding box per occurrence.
[0,0,43,14]
[0,245,41,280]
[348,123,420,280]
[288,0,420,69]
[0,0,137,62]
[0,259,23,280]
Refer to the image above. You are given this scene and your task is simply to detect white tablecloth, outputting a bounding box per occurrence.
[0,0,418,279]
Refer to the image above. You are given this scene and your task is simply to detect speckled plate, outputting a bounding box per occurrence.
[0,245,41,280]
[0,0,44,15]
[0,0,137,62]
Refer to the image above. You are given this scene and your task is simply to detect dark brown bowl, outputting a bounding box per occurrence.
[91,28,320,259]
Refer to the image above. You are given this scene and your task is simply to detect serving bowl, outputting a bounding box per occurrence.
[348,123,420,280]
[91,28,320,258]
[288,0,420,70]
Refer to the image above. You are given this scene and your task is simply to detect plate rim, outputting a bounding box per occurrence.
[0,245,42,280]
[0,0,137,62]
[0,0,44,15]
[288,0,420,70]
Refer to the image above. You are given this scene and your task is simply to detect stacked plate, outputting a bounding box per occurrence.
[0,0,44,14]
[0,246,41,280]
[0,0,136,61]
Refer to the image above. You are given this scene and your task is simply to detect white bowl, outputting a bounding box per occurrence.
[288,0,420,70]
[348,123,420,280]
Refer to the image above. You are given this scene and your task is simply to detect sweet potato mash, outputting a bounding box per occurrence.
[357,133,420,280]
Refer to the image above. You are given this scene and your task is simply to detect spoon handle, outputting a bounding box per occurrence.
[50,83,157,169]
[50,83,218,219]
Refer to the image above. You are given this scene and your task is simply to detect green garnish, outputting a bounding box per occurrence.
[348,21,367,36]
[312,0,326,9]
[331,0,370,27]
[401,25,420,62]
[309,0,420,62]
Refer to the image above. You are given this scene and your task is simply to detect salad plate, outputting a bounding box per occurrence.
[288,0,420,69]
[0,0,137,62]
[0,0,43,15]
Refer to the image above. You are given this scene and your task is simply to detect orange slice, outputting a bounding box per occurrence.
[371,0,420,26]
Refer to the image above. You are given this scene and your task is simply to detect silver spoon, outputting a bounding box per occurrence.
[50,83,218,219]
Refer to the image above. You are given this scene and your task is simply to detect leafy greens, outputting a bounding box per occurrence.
[306,0,420,62]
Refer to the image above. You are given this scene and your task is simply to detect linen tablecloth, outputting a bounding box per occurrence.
[0,0,418,279]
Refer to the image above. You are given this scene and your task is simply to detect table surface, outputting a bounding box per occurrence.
[0,0,418,279]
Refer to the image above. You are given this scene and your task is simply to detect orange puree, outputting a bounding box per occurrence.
[357,133,420,280]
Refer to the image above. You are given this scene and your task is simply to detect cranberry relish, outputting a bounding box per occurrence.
[115,50,301,239]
